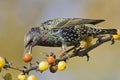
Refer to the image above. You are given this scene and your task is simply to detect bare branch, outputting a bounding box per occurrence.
[2,35,115,74]
[56,36,113,62]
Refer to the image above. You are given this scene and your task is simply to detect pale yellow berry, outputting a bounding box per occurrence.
[84,42,92,49]
[112,29,120,40]
[38,61,49,71]
[18,74,27,80]
[83,37,93,49]
[84,37,93,43]
[27,75,37,80]
[112,35,120,40]
[58,61,67,71]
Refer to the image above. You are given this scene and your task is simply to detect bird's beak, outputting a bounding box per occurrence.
[24,44,32,54]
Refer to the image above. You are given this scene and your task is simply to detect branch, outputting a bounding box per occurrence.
[56,36,113,62]
[3,60,39,74]
[1,35,116,74]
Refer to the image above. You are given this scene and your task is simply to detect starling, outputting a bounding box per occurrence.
[24,18,117,53]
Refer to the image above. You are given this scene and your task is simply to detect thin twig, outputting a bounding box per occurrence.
[3,62,38,74]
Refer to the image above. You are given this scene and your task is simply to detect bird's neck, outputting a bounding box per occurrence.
[38,27,48,42]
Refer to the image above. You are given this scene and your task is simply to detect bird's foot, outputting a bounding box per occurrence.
[110,35,115,45]
[84,53,90,61]
[111,38,115,45]
[96,35,105,43]
[59,46,78,58]
[73,47,89,61]
[79,53,89,61]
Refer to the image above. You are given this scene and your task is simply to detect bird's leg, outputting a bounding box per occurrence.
[80,52,90,61]
[96,35,115,44]
[61,42,67,51]
[60,42,80,58]
[60,46,77,58]
[110,35,115,45]
[59,42,68,57]
[57,40,67,54]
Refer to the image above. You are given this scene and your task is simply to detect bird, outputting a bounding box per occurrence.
[24,18,118,54]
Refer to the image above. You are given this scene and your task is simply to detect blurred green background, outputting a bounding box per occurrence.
[0,0,120,80]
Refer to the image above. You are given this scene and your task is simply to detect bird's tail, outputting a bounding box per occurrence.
[100,29,117,35]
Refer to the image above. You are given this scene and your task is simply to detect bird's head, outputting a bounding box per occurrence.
[24,27,40,54]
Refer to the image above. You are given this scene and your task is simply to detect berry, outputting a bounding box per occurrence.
[49,65,58,73]
[46,56,55,64]
[27,75,37,80]
[84,37,93,42]
[84,42,92,49]
[112,29,120,40]
[0,56,5,68]
[38,61,49,71]
[18,74,27,80]
[58,61,67,71]
[112,35,120,40]
[23,53,32,63]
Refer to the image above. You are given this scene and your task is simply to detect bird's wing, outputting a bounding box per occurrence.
[52,18,105,29]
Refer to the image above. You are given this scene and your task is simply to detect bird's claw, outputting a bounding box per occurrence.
[85,53,90,61]
[60,44,80,58]
[79,52,89,61]
[111,37,115,45]
[96,35,104,43]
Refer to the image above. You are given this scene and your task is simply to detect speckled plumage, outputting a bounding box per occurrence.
[24,18,117,53]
